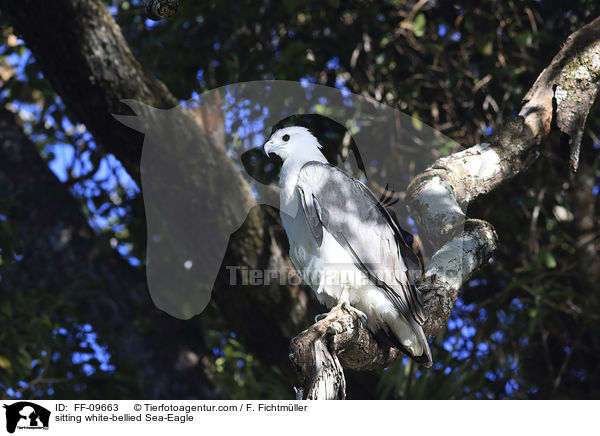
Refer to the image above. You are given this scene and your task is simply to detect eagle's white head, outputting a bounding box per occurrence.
[264,126,327,165]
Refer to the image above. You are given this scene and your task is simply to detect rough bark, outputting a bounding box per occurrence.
[290,304,400,400]
[290,16,600,399]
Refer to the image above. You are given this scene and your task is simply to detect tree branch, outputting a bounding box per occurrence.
[290,16,600,399]
[2,0,178,183]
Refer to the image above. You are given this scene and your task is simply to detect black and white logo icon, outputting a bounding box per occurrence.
[3,402,50,433]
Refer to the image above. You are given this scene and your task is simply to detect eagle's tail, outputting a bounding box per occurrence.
[410,323,433,367]
[377,318,433,368]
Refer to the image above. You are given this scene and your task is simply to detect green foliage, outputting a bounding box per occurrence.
[204,330,290,400]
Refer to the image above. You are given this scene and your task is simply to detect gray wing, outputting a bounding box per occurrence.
[296,162,427,336]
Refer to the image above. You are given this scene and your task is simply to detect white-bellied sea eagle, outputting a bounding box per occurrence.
[264,126,432,367]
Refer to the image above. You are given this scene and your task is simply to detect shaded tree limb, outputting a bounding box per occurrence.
[290,16,600,399]
[2,0,178,184]
[290,304,400,400]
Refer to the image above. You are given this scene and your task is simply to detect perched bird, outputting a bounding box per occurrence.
[264,126,432,367]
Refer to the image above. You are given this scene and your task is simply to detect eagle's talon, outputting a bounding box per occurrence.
[314,313,328,322]
[341,302,368,324]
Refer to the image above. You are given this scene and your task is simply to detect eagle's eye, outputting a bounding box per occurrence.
[282,134,290,142]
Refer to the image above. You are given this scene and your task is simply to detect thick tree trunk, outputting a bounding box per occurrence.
[2,0,177,183]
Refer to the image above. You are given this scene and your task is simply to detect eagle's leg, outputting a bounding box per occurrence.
[314,281,330,322]
[338,283,368,324]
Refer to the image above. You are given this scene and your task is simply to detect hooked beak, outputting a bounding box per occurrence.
[263,141,274,157]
